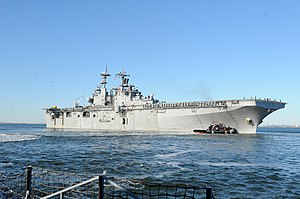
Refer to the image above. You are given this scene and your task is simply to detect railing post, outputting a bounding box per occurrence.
[98,175,105,199]
[206,187,212,199]
[26,165,32,199]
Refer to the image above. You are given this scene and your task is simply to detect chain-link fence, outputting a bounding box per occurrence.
[30,166,96,198]
[1,166,215,199]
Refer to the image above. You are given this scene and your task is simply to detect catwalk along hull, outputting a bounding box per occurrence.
[45,98,285,134]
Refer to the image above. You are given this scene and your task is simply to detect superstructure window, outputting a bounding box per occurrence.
[66,112,72,117]
[122,118,128,125]
[83,111,90,118]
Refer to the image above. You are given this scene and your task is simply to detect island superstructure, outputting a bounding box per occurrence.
[45,68,286,134]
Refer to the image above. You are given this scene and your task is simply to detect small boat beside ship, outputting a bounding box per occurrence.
[44,67,286,134]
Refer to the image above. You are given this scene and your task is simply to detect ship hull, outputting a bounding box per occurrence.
[45,99,285,134]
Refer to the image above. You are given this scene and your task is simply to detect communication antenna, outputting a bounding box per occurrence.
[115,67,130,87]
[100,65,110,88]
[74,93,85,108]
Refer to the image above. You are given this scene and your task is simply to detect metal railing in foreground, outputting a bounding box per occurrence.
[40,175,101,199]
[41,175,214,199]
[1,166,215,199]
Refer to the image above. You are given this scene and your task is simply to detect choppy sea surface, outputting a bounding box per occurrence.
[0,123,300,198]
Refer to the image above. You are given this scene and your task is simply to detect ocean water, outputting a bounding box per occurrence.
[0,123,300,198]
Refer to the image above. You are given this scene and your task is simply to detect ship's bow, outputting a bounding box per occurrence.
[233,99,286,134]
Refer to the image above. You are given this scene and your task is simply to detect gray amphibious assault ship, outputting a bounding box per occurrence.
[45,68,286,134]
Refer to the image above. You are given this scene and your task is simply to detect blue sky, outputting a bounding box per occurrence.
[0,0,299,125]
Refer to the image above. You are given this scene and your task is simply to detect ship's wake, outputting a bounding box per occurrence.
[0,133,41,143]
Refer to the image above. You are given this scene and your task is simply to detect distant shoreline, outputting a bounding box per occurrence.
[259,125,300,128]
[0,122,46,125]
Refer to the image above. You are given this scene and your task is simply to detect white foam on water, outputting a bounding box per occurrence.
[196,161,257,167]
[154,150,202,158]
[166,161,182,168]
[0,133,41,143]
[0,162,14,167]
